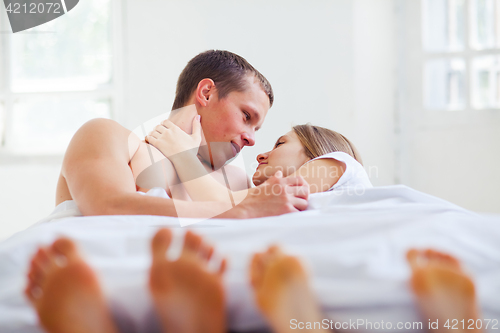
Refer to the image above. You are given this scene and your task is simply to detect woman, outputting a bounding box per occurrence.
[146,116,372,205]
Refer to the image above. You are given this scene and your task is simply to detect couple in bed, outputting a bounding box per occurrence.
[53,49,370,222]
[29,50,481,332]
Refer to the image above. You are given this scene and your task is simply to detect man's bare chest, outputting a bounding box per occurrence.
[129,142,232,199]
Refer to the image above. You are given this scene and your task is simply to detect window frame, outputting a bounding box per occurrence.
[422,0,500,112]
[395,0,500,185]
[0,0,123,164]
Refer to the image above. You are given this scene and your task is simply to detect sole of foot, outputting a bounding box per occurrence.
[25,237,118,333]
[149,228,227,333]
[407,248,482,333]
[250,245,328,333]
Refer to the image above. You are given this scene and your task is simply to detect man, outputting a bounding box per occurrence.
[55,50,309,219]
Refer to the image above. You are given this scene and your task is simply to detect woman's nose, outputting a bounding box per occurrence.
[257,152,268,162]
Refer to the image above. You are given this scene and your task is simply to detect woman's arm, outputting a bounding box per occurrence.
[169,152,249,204]
[146,116,249,204]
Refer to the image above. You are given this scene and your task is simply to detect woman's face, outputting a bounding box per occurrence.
[252,130,311,186]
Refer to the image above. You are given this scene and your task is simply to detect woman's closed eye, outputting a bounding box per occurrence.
[274,141,284,148]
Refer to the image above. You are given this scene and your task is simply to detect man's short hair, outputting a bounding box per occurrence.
[172,50,274,110]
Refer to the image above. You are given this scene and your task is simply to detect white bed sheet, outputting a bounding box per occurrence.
[1,185,499,333]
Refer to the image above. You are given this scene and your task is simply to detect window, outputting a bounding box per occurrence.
[422,0,500,110]
[0,0,121,156]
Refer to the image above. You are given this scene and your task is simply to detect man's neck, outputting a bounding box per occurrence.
[167,104,214,170]
[168,104,198,134]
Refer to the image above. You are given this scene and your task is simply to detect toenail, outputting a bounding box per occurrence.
[31,286,43,299]
[54,255,68,267]
[415,255,428,267]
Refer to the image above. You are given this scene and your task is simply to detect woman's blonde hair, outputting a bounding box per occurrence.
[292,124,363,165]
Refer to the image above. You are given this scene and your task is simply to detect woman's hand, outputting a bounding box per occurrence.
[146,115,202,157]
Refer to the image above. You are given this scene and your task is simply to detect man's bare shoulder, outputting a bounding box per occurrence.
[62,118,140,174]
[73,118,132,142]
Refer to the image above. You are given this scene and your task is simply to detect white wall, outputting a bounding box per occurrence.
[0,0,397,240]
[352,0,395,185]
[122,0,396,185]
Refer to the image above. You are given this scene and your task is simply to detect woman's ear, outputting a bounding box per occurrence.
[195,78,216,107]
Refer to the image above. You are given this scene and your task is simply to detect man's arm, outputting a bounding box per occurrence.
[62,118,309,218]
[61,118,156,215]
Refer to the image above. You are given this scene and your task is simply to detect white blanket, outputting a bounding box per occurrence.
[1,185,499,333]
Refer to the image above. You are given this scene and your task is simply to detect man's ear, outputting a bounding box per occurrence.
[195,78,216,107]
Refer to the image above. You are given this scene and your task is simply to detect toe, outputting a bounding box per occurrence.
[422,249,461,270]
[424,249,440,262]
[262,245,282,268]
[151,228,173,262]
[443,253,461,269]
[436,251,461,269]
[24,283,36,304]
[250,253,265,288]
[267,245,281,255]
[34,248,51,269]
[51,237,79,261]
[410,249,431,269]
[199,243,214,262]
[27,247,51,288]
[406,249,420,269]
[218,258,227,276]
[25,284,43,303]
[28,260,45,285]
[182,231,202,255]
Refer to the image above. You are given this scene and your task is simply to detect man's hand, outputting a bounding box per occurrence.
[146,115,202,158]
[239,170,310,218]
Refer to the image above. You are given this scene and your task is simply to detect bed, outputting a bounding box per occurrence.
[1,185,499,332]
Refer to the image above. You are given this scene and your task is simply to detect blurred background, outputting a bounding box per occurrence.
[1,0,499,240]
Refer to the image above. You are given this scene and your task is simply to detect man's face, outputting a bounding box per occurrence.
[198,75,270,168]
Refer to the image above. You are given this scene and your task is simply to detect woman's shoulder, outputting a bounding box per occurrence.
[295,157,345,193]
[299,151,372,192]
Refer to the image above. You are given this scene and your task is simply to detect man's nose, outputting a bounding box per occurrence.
[241,131,255,146]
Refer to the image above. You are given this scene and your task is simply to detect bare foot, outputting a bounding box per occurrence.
[250,245,329,333]
[149,228,227,333]
[407,249,482,333]
[25,238,118,333]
